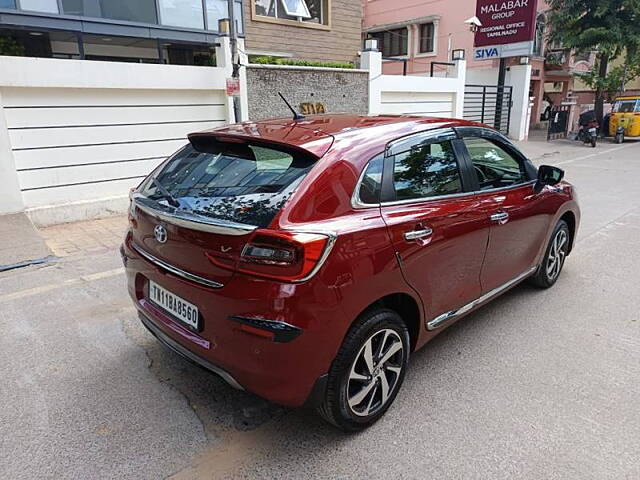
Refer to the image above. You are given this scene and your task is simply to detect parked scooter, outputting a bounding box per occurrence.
[577,110,598,147]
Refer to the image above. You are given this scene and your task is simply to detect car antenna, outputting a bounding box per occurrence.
[278,92,305,121]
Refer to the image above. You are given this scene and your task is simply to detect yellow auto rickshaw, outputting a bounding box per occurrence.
[609,95,640,143]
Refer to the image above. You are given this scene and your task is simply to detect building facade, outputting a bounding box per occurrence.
[362,0,596,132]
[0,0,362,66]
[0,0,243,64]
[243,0,361,63]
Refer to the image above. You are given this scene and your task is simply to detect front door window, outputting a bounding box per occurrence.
[463,137,527,190]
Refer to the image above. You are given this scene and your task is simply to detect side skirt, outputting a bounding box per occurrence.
[427,266,538,331]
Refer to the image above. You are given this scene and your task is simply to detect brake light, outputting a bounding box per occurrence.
[238,229,334,282]
[212,135,246,144]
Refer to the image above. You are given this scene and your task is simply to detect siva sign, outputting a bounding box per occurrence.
[300,102,326,115]
[475,47,500,60]
[474,41,535,60]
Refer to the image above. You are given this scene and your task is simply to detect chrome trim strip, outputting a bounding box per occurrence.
[132,243,224,289]
[283,230,338,283]
[470,180,536,196]
[139,312,244,391]
[133,194,258,237]
[379,190,476,207]
[372,181,537,209]
[427,266,537,331]
[378,181,538,208]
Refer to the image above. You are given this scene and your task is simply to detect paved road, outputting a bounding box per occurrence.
[1,139,639,479]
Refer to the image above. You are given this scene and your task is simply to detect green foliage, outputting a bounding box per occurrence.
[547,0,640,60]
[249,55,354,69]
[547,0,640,116]
[578,63,640,100]
[0,35,25,57]
[194,52,217,67]
[545,51,565,66]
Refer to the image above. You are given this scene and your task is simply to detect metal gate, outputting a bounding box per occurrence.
[463,85,513,135]
[547,105,571,140]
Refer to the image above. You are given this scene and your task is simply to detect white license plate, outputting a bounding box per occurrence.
[149,281,199,330]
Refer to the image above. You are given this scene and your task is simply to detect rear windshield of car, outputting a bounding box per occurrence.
[138,141,315,227]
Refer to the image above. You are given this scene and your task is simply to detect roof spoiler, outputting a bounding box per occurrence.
[188,129,334,159]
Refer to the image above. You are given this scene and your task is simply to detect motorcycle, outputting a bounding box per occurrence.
[577,110,598,148]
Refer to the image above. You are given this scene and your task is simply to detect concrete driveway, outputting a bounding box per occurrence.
[1,139,639,479]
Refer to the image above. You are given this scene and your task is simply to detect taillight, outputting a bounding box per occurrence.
[238,229,334,282]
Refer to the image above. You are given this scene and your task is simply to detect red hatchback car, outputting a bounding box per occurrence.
[121,114,580,431]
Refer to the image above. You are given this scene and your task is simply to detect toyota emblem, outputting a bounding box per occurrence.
[154,224,168,244]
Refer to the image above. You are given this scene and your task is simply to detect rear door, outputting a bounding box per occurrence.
[379,129,489,327]
[456,128,551,293]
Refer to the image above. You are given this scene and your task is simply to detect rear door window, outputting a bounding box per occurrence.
[139,142,315,227]
[392,140,463,201]
[357,154,384,205]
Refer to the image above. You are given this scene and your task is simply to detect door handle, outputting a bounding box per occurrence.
[404,227,433,241]
[490,212,509,225]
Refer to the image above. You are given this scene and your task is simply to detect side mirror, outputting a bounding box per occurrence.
[534,165,564,193]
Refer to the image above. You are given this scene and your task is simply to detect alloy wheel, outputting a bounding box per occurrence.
[347,329,404,417]
[546,228,568,281]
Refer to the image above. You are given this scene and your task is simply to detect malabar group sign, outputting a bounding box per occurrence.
[474,0,538,60]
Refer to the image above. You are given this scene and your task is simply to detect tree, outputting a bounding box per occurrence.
[578,62,640,102]
[547,0,640,122]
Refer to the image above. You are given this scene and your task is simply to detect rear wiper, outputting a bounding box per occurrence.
[151,177,180,208]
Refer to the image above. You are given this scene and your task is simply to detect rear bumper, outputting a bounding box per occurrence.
[121,236,345,407]
[138,311,244,390]
[140,309,329,407]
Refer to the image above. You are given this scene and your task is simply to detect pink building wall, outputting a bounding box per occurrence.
[363,0,548,76]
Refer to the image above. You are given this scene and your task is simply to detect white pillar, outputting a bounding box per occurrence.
[524,97,535,141]
[0,90,24,214]
[215,36,236,124]
[237,38,249,122]
[451,59,467,119]
[360,40,382,115]
[506,64,532,141]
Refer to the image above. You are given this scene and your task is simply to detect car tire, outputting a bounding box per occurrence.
[317,308,410,432]
[529,220,570,289]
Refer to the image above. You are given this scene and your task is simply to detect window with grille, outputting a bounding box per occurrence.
[254,0,328,25]
[369,28,408,57]
[419,23,435,54]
